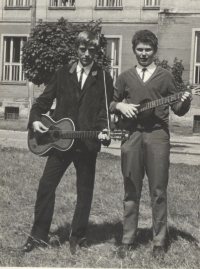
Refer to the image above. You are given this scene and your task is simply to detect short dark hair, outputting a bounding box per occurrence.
[132,30,158,53]
[75,31,99,50]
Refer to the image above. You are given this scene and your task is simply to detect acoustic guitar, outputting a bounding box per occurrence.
[28,114,130,156]
[114,87,200,130]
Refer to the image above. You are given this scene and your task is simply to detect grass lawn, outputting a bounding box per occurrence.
[0,148,199,268]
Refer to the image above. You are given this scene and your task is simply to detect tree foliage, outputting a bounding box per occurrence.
[154,57,187,91]
[22,18,111,86]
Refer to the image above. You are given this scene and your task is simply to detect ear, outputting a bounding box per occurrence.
[132,46,136,55]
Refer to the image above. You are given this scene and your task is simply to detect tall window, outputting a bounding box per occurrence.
[2,36,27,82]
[97,0,123,7]
[144,0,160,6]
[105,37,121,83]
[49,0,75,7]
[5,0,30,7]
[194,32,200,84]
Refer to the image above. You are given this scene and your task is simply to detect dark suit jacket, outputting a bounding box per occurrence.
[28,62,114,152]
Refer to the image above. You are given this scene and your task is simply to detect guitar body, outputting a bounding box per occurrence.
[28,115,75,156]
[114,86,200,130]
[28,114,130,156]
[114,98,154,130]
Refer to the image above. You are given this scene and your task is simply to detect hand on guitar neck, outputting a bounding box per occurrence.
[98,129,110,141]
[180,88,193,107]
[33,120,110,142]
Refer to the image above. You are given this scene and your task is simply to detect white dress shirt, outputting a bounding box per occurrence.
[136,62,157,82]
[76,61,94,89]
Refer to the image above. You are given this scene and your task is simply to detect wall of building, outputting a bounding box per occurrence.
[0,0,199,128]
[160,0,200,13]
[0,20,31,119]
[157,12,200,82]
[156,5,200,130]
[0,0,160,121]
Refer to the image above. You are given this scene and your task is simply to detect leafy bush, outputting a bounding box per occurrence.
[22,18,111,86]
[154,57,187,91]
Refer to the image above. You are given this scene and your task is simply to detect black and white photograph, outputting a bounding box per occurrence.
[0,0,199,268]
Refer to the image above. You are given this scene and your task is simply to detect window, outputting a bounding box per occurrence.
[105,36,122,83]
[193,115,200,133]
[49,0,75,7]
[5,0,31,7]
[193,32,200,84]
[96,0,123,7]
[5,107,19,120]
[2,36,27,82]
[144,0,160,6]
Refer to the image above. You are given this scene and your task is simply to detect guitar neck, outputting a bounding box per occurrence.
[62,131,101,139]
[138,91,184,113]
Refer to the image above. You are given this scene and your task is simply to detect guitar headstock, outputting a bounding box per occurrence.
[110,130,130,141]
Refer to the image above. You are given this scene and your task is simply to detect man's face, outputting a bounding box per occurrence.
[76,43,97,67]
[133,42,155,67]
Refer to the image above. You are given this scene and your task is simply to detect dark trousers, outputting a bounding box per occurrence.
[121,129,170,246]
[30,148,97,242]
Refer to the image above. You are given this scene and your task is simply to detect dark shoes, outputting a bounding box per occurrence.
[69,235,88,255]
[152,245,165,260]
[116,243,136,259]
[17,238,47,253]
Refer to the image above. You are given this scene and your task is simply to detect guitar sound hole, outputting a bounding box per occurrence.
[53,131,60,139]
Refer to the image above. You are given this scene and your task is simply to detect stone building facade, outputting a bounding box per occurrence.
[0,0,200,132]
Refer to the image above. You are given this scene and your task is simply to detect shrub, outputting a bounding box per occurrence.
[154,57,187,91]
[22,18,111,86]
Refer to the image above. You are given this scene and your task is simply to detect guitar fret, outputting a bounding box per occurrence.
[139,91,186,114]
[60,130,126,140]
[62,131,102,139]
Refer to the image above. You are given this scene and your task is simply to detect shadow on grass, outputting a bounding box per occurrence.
[167,226,199,248]
[50,222,199,249]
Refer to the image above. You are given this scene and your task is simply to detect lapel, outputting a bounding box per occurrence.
[69,62,80,99]
[70,61,79,87]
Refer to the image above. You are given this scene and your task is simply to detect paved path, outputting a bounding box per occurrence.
[102,134,200,165]
[0,130,200,165]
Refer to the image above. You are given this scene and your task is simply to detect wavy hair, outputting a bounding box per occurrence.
[132,30,158,53]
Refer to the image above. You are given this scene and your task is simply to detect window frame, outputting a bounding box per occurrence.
[95,0,123,10]
[190,29,200,85]
[5,106,19,120]
[142,0,160,10]
[1,34,29,85]
[5,0,31,10]
[104,35,122,84]
[48,0,76,10]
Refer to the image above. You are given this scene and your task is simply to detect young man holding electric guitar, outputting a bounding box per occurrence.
[110,30,193,259]
[20,31,114,254]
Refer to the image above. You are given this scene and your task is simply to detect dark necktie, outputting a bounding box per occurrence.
[141,67,147,81]
[79,68,84,89]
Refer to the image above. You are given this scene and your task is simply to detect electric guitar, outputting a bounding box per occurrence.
[28,114,130,156]
[114,86,200,130]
